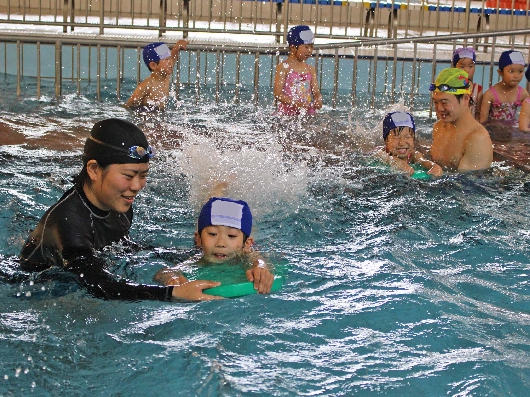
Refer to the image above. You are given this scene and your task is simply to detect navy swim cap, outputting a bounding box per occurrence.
[83,118,152,164]
[526,65,530,82]
[287,25,314,47]
[383,111,415,140]
[498,50,525,70]
[198,197,253,237]
[142,42,171,68]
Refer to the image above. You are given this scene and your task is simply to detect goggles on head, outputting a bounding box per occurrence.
[429,82,469,92]
[89,136,156,159]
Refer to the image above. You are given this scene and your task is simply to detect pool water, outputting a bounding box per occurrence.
[2,74,530,396]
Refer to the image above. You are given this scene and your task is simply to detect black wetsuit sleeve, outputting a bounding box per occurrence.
[65,251,175,301]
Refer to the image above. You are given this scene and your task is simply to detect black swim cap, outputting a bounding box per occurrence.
[83,118,152,164]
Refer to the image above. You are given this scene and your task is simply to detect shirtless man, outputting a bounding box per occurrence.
[125,40,187,111]
[430,68,493,172]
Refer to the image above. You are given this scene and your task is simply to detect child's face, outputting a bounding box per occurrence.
[294,44,314,61]
[499,64,525,87]
[151,57,174,76]
[385,126,415,160]
[455,58,475,80]
[195,225,252,263]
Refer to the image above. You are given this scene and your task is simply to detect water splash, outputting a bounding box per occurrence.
[177,129,308,218]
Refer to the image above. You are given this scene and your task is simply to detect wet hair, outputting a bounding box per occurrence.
[72,159,111,189]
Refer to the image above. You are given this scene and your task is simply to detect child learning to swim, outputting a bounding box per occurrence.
[479,50,529,125]
[452,47,483,120]
[154,196,274,295]
[125,40,188,111]
[273,25,323,116]
[519,66,530,132]
[380,111,443,177]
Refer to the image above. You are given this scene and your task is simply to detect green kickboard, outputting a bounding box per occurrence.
[187,263,285,298]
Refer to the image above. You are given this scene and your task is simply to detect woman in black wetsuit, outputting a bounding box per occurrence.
[19,118,223,301]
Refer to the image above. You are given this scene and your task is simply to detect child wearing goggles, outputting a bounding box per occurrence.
[479,50,529,125]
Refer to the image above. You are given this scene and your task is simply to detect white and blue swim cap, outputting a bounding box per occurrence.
[287,25,314,47]
[198,197,253,237]
[383,111,415,140]
[498,50,525,70]
[142,42,171,68]
[452,47,476,66]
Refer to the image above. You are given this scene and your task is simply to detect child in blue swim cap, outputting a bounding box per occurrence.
[479,50,529,125]
[381,111,443,177]
[154,195,274,295]
[125,39,187,111]
[273,25,322,116]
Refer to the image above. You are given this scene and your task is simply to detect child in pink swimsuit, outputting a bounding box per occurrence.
[273,25,323,116]
[519,66,530,132]
[480,50,529,125]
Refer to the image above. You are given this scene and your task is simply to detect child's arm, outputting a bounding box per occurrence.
[479,89,493,124]
[170,39,188,58]
[246,258,274,294]
[309,65,323,110]
[124,80,149,108]
[273,61,292,106]
[519,100,530,132]
[378,150,414,175]
[411,151,443,176]
[474,87,483,121]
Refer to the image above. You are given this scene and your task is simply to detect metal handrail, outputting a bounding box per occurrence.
[1,0,529,42]
[2,29,529,109]
[2,28,529,51]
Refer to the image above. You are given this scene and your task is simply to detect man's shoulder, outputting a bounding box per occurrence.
[466,119,490,139]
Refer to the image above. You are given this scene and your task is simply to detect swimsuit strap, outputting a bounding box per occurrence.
[491,86,500,104]
[516,85,523,105]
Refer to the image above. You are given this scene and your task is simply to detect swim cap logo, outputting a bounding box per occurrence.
[154,44,171,60]
[509,51,525,65]
[211,200,244,231]
[391,112,414,129]
[298,30,314,44]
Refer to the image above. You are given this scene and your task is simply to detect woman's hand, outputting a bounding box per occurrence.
[171,280,224,301]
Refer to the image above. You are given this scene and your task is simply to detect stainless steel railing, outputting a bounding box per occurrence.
[2,29,530,110]
[1,0,529,42]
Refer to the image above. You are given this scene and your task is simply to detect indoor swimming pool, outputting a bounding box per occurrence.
[1,72,530,396]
